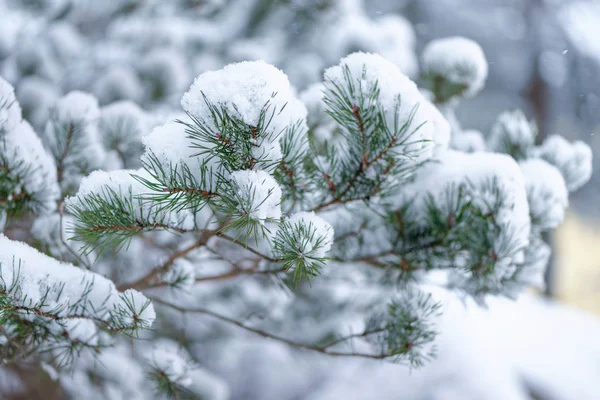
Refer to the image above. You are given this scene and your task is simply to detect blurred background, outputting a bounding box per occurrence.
[0,0,599,398]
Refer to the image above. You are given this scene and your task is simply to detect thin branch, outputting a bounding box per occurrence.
[151,297,387,360]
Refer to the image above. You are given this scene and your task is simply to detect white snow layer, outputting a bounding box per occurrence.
[230,169,282,222]
[142,120,219,189]
[181,60,307,160]
[533,134,592,192]
[283,211,334,258]
[2,120,60,213]
[66,168,194,230]
[520,159,568,231]
[0,234,155,327]
[487,110,536,155]
[0,76,22,135]
[324,52,436,162]
[422,36,488,98]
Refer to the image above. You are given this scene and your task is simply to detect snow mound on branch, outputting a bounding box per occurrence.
[181,60,306,149]
[0,76,22,135]
[142,120,218,189]
[285,211,334,258]
[520,159,568,231]
[2,120,60,213]
[533,134,592,192]
[487,110,536,158]
[422,36,488,98]
[421,99,451,149]
[399,150,529,229]
[451,129,485,153]
[67,168,194,230]
[324,52,435,162]
[395,149,530,296]
[230,169,282,222]
[52,91,100,123]
[0,234,154,325]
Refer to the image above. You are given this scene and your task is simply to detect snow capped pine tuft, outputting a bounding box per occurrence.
[181,60,307,168]
[280,211,334,258]
[1,120,60,214]
[324,52,436,163]
[487,110,537,159]
[0,76,22,135]
[520,159,568,232]
[422,36,488,100]
[228,169,282,223]
[533,134,592,192]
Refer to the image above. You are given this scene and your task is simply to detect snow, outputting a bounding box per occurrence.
[140,47,190,99]
[451,129,486,153]
[422,36,488,98]
[117,289,156,329]
[323,11,418,77]
[394,149,531,296]
[162,258,196,290]
[144,339,194,387]
[142,119,219,190]
[93,65,143,105]
[0,76,22,135]
[43,91,105,189]
[181,60,307,157]
[487,110,536,157]
[99,100,148,168]
[1,120,60,213]
[229,169,282,223]
[281,211,334,258]
[520,159,568,231]
[52,91,100,123]
[66,168,194,230]
[0,234,154,328]
[533,134,592,192]
[15,75,60,129]
[420,99,451,149]
[324,52,436,163]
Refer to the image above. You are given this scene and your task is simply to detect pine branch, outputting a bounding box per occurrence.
[152,297,388,360]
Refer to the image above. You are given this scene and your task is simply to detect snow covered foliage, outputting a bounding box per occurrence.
[422,36,488,103]
[487,110,538,160]
[0,2,595,399]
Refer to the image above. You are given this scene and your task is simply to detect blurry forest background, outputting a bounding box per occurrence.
[1,0,599,313]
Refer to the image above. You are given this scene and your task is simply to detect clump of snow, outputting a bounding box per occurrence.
[0,234,154,328]
[520,159,568,231]
[1,120,60,213]
[162,258,196,290]
[451,129,486,153]
[52,91,100,123]
[115,289,156,329]
[66,168,194,230]
[323,13,418,77]
[142,119,220,191]
[43,91,105,190]
[181,60,307,164]
[144,339,194,387]
[280,211,334,258]
[421,99,451,149]
[93,65,143,105]
[140,48,190,100]
[395,149,530,296]
[487,110,537,158]
[230,169,282,223]
[0,76,22,135]
[324,52,435,163]
[422,36,488,98]
[15,76,60,129]
[533,134,592,192]
[99,100,148,168]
